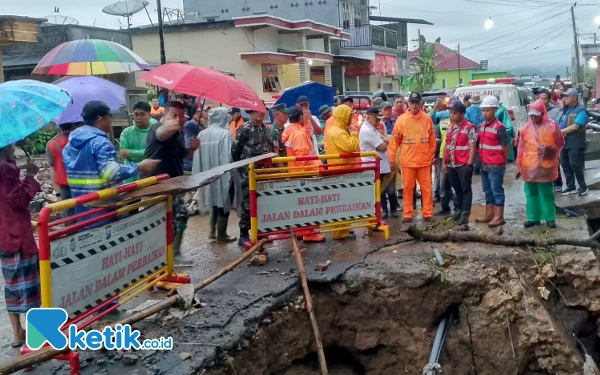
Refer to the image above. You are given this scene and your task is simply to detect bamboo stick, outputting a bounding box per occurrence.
[0,239,267,375]
[290,229,328,375]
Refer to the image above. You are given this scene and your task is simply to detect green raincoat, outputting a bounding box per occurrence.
[496,104,515,162]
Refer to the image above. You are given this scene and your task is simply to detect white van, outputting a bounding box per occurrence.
[454,78,529,133]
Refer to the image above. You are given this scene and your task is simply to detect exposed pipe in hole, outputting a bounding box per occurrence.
[424,249,453,375]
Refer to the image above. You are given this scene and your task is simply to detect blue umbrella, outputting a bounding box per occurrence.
[53,76,126,124]
[273,81,335,119]
[0,80,71,149]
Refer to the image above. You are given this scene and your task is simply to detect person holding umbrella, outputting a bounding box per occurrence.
[0,79,71,348]
[0,145,42,348]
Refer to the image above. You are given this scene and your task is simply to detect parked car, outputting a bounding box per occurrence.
[454,78,528,134]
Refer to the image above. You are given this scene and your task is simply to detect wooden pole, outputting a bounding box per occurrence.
[290,229,328,375]
[0,240,267,375]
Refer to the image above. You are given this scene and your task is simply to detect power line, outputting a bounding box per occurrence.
[491,48,570,60]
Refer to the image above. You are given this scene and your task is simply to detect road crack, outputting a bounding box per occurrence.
[464,303,479,375]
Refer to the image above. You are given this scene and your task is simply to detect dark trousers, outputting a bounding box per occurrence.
[447,165,473,213]
[554,162,563,187]
[439,170,453,210]
[434,157,442,198]
[381,173,398,213]
[560,148,587,192]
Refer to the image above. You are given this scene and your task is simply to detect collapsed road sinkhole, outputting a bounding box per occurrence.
[199,241,600,375]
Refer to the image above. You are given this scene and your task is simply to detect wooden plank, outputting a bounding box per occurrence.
[124,153,277,200]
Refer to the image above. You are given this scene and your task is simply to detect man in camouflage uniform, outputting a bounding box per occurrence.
[270,103,289,158]
[232,110,275,246]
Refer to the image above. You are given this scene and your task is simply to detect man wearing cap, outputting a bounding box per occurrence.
[360,107,396,219]
[63,101,160,218]
[229,107,245,139]
[442,101,478,225]
[286,96,323,156]
[317,104,332,154]
[232,109,274,246]
[476,96,510,227]
[381,102,394,136]
[390,92,436,223]
[270,103,289,158]
[558,87,589,196]
[282,106,326,242]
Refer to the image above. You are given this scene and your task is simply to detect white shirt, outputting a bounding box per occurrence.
[285,115,320,155]
[360,122,391,174]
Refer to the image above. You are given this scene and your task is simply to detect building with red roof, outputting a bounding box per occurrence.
[409,43,485,90]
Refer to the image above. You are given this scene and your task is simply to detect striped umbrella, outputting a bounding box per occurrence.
[33,39,150,76]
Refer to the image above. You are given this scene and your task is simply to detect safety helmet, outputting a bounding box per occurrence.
[480,96,499,109]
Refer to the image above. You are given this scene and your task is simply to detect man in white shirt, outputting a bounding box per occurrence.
[360,107,397,219]
[284,95,323,156]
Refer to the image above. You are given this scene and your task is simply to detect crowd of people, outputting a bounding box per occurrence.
[0,84,592,347]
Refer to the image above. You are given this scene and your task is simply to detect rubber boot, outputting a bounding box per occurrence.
[476,205,494,223]
[459,211,470,226]
[172,232,194,264]
[488,206,506,228]
[209,208,217,240]
[216,216,237,243]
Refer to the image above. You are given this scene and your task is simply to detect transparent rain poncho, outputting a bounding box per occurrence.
[516,99,565,183]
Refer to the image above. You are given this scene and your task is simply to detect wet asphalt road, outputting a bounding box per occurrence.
[1,164,591,374]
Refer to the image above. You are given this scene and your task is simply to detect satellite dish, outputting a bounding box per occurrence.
[44,7,79,25]
[102,0,150,28]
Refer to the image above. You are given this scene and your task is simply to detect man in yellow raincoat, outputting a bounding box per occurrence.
[325,105,360,239]
[390,92,437,223]
[517,99,565,229]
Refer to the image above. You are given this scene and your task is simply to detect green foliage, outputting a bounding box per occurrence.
[407,35,440,93]
[146,84,157,101]
[24,129,58,155]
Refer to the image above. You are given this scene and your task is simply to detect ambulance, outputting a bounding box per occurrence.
[454,78,529,134]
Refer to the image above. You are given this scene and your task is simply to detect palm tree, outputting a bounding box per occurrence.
[407,35,440,93]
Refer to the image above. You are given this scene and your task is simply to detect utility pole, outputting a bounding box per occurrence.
[571,3,583,83]
[157,0,166,65]
[458,43,461,86]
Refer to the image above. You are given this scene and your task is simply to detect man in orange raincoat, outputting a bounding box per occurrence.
[390,92,436,223]
[325,105,360,239]
[282,106,326,243]
[517,99,565,229]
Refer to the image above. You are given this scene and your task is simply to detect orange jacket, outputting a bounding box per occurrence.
[390,110,436,168]
[282,122,319,170]
[230,118,245,139]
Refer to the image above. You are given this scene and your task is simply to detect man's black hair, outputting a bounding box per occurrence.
[165,101,186,111]
[393,94,404,100]
[133,101,152,112]
[59,122,82,131]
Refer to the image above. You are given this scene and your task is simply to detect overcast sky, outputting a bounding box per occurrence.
[4,0,600,74]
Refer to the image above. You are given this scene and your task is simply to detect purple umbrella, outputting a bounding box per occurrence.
[53,76,126,124]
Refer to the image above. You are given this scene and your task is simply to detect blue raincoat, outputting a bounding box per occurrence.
[63,125,138,216]
[466,105,484,130]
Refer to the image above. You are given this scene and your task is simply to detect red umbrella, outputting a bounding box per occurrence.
[139,63,267,113]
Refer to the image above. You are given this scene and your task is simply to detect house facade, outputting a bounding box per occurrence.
[180,0,431,94]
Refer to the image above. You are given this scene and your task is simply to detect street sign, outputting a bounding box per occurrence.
[480,59,488,71]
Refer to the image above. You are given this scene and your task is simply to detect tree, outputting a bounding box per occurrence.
[407,35,440,93]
